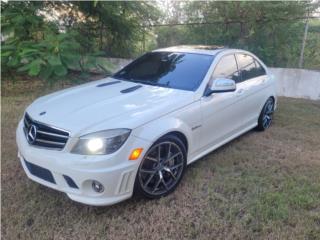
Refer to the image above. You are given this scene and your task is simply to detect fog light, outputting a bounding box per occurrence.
[92,180,104,193]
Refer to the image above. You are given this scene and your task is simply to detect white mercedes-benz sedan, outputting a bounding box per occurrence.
[16,45,276,206]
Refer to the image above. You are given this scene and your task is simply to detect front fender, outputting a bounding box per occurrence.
[132,117,193,152]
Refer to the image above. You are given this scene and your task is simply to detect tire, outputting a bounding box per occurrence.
[134,134,187,199]
[256,97,275,131]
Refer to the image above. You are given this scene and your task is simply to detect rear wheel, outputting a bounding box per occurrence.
[257,97,275,131]
[135,134,186,199]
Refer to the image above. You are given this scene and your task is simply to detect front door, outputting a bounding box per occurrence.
[199,54,246,152]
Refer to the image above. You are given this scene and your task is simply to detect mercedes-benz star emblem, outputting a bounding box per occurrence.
[27,124,37,144]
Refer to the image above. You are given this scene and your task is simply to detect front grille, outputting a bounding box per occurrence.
[23,113,69,150]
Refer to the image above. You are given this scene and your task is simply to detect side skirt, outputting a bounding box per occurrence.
[187,123,257,165]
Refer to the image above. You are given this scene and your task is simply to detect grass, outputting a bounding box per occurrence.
[2,79,320,240]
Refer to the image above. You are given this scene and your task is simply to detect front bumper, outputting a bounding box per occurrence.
[16,120,150,206]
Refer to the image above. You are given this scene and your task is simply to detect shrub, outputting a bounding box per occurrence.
[2,33,82,79]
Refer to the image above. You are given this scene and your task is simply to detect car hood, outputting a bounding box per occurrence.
[26,78,195,136]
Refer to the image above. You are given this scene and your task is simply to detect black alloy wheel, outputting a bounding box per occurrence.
[135,134,186,198]
[257,97,275,131]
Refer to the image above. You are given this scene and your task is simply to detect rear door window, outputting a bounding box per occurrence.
[255,60,266,76]
[236,54,266,82]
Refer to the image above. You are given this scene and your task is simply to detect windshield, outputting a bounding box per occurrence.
[113,52,214,91]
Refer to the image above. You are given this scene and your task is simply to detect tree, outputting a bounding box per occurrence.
[69,1,160,57]
[1,1,83,79]
[1,1,161,80]
[154,1,319,68]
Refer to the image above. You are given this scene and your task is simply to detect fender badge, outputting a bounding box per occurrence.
[39,111,46,116]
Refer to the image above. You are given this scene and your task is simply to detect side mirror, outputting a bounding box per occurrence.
[205,78,236,96]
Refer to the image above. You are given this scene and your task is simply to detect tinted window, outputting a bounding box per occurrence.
[237,54,266,81]
[255,60,266,76]
[113,52,214,91]
[236,54,256,81]
[212,54,240,82]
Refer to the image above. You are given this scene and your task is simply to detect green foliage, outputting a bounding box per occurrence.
[155,1,320,69]
[304,20,320,70]
[1,1,159,81]
[2,32,114,79]
[1,2,121,79]
[1,0,318,81]
[1,1,46,41]
[155,26,189,48]
[1,23,81,79]
[1,1,81,79]
[74,1,160,57]
[249,176,320,225]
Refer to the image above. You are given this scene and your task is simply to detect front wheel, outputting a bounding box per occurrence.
[134,134,187,199]
[256,97,275,131]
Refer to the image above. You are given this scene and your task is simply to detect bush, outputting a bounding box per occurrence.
[2,33,83,79]
[1,1,114,81]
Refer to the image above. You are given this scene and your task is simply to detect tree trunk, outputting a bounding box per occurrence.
[99,14,103,51]
[299,15,309,68]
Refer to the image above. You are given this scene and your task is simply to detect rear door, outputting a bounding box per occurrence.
[235,53,268,124]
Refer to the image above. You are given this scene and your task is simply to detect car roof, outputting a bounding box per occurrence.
[153,45,228,56]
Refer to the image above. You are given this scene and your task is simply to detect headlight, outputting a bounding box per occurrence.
[71,129,131,155]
